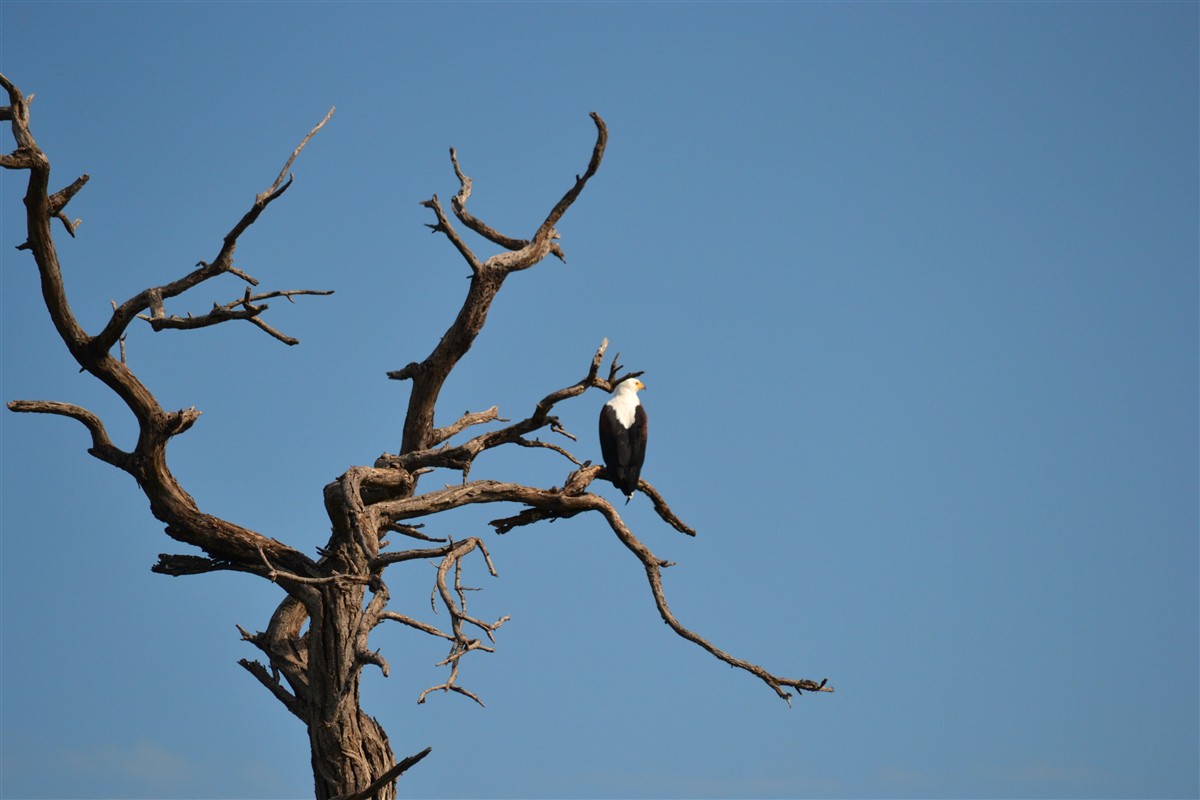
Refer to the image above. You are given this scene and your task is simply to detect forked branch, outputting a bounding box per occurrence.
[92,106,336,355]
[393,114,609,456]
[419,537,508,705]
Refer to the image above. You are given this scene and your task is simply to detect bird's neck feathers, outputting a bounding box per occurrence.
[607,382,641,427]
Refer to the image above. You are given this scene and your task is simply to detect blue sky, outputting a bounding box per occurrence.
[1,2,1196,798]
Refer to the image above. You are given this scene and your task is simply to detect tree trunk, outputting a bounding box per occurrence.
[308,586,397,800]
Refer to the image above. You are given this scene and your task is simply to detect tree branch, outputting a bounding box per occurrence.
[1,74,90,356]
[371,477,829,702]
[262,106,334,203]
[421,194,482,274]
[447,146,567,263]
[238,657,306,721]
[378,611,452,641]
[6,399,131,468]
[418,538,506,703]
[152,553,256,577]
[370,544,456,571]
[528,112,608,259]
[15,172,90,247]
[394,115,609,456]
[93,107,335,355]
[137,288,334,345]
[331,747,433,800]
[429,406,501,447]
[382,339,640,479]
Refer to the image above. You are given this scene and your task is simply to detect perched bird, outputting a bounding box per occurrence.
[599,378,647,503]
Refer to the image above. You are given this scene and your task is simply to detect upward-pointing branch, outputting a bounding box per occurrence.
[393,113,608,456]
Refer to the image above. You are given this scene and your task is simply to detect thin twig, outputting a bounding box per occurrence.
[261,106,335,203]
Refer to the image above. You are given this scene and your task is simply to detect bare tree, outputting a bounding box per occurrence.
[2,73,832,800]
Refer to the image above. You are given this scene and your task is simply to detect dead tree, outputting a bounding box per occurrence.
[1,72,832,800]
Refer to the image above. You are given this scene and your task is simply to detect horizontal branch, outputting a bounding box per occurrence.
[151,553,257,577]
[382,521,446,543]
[256,543,368,590]
[138,287,334,345]
[370,544,455,571]
[417,680,484,706]
[429,406,501,447]
[378,611,452,641]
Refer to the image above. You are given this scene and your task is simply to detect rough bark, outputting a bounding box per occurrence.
[2,72,831,799]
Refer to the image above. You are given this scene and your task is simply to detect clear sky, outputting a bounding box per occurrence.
[1,2,1196,799]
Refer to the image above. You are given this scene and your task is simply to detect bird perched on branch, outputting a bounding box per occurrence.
[599,378,647,503]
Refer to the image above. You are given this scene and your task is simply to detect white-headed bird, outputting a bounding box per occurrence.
[599,378,647,503]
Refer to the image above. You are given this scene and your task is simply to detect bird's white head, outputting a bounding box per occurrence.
[615,378,645,396]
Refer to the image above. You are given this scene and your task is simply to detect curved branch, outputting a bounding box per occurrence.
[7,399,130,468]
[373,477,829,702]
[531,112,608,252]
[447,146,566,263]
[615,523,831,702]
[471,113,608,275]
[585,495,831,702]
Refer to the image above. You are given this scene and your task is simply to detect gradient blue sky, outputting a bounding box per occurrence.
[2,2,1196,799]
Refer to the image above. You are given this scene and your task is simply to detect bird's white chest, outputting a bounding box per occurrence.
[606,394,640,428]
